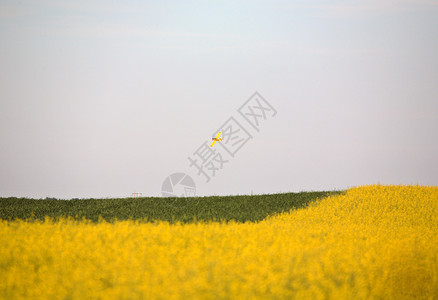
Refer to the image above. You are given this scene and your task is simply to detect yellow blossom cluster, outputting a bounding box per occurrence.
[1,185,437,299]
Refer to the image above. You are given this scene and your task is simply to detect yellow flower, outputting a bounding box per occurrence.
[0,185,437,299]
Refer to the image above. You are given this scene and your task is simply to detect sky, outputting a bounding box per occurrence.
[1,0,437,199]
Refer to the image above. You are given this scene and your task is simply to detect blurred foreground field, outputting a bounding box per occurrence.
[1,185,437,299]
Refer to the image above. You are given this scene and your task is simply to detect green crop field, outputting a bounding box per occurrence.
[0,191,342,223]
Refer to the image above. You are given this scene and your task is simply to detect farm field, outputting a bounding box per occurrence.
[0,191,339,223]
[1,185,437,299]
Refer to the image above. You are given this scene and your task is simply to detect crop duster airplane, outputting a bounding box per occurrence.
[210,131,222,147]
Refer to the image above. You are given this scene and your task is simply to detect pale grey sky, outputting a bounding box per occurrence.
[1,0,437,199]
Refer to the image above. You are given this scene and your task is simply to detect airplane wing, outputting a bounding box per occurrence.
[211,131,221,147]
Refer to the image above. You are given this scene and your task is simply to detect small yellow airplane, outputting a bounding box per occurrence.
[210,131,222,147]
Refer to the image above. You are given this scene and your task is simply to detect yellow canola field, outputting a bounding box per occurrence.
[1,185,438,300]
